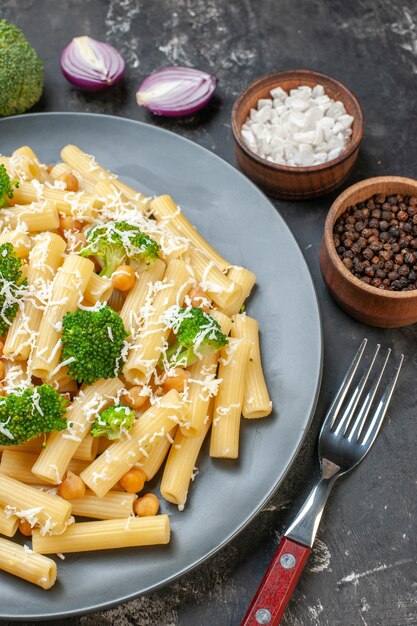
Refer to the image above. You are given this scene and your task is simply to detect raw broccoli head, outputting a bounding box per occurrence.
[0,242,26,336]
[61,305,128,385]
[80,221,160,277]
[0,20,43,117]
[0,165,19,207]
[162,306,228,368]
[0,385,68,446]
[90,404,135,440]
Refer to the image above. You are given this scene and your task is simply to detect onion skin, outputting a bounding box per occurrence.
[61,36,125,93]
[136,66,217,117]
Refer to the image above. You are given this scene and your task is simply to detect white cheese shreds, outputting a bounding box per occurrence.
[242,84,354,167]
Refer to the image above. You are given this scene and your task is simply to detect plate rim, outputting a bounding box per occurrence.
[0,111,323,621]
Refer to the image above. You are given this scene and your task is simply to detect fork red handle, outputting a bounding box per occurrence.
[240,537,311,626]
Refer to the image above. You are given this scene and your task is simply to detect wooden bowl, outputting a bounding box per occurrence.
[320,176,417,327]
[232,69,364,200]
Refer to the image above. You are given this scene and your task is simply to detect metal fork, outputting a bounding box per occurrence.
[241,339,404,626]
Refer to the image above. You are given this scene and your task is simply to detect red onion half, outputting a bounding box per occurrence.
[61,36,125,92]
[136,67,217,116]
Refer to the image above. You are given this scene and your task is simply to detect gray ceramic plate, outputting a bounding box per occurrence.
[0,113,322,620]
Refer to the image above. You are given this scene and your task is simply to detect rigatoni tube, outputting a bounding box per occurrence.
[209,338,251,459]
[31,254,95,379]
[0,509,19,538]
[1,201,59,232]
[231,314,272,418]
[0,537,57,589]
[123,259,190,384]
[161,417,211,506]
[4,232,67,361]
[32,515,170,554]
[150,195,229,271]
[225,266,256,316]
[31,378,124,485]
[68,491,137,520]
[80,390,187,497]
[119,258,166,336]
[0,473,72,534]
[187,247,241,314]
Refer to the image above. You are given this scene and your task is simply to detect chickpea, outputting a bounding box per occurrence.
[58,172,79,192]
[0,383,6,397]
[134,493,160,517]
[188,286,211,312]
[59,215,83,233]
[66,232,87,252]
[58,470,86,500]
[119,468,146,493]
[111,265,136,291]
[0,360,5,380]
[124,385,148,410]
[19,520,34,536]
[162,368,191,393]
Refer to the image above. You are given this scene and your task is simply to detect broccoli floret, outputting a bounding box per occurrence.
[162,306,228,368]
[0,385,68,446]
[90,404,135,440]
[0,20,43,117]
[0,165,19,207]
[80,221,160,277]
[61,305,128,385]
[0,242,26,336]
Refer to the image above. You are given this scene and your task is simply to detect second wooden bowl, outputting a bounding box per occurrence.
[320,176,417,327]
[232,69,364,200]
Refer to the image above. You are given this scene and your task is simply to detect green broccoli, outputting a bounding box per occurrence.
[0,385,68,446]
[80,221,160,277]
[61,305,128,385]
[0,165,19,207]
[0,242,26,336]
[162,306,228,368]
[90,404,135,440]
[0,20,43,117]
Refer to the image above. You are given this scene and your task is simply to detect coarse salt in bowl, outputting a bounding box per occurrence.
[232,69,364,200]
[241,84,354,168]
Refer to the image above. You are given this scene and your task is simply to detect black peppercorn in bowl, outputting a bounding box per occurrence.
[320,176,417,327]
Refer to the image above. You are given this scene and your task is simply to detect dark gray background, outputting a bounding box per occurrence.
[0,0,416,625]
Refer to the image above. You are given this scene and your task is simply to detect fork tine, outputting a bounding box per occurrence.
[347,348,390,442]
[333,344,380,436]
[322,338,367,431]
[360,354,404,447]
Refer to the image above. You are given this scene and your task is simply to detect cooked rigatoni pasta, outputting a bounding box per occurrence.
[119,258,166,335]
[150,195,229,270]
[161,417,211,506]
[32,515,170,554]
[210,338,251,458]
[4,232,67,361]
[31,254,95,379]
[0,450,89,485]
[1,201,59,232]
[0,474,72,534]
[81,390,187,497]
[0,229,32,258]
[68,490,136,520]
[31,378,124,484]
[0,509,19,538]
[0,144,271,589]
[225,266,256,316]
[231,314,272,419]
[123,259,191,384]
[140,428,177,480]
[83,273,113,304]
[0,537,57,589]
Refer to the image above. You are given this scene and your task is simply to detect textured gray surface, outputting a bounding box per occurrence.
[0,0,416,625]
